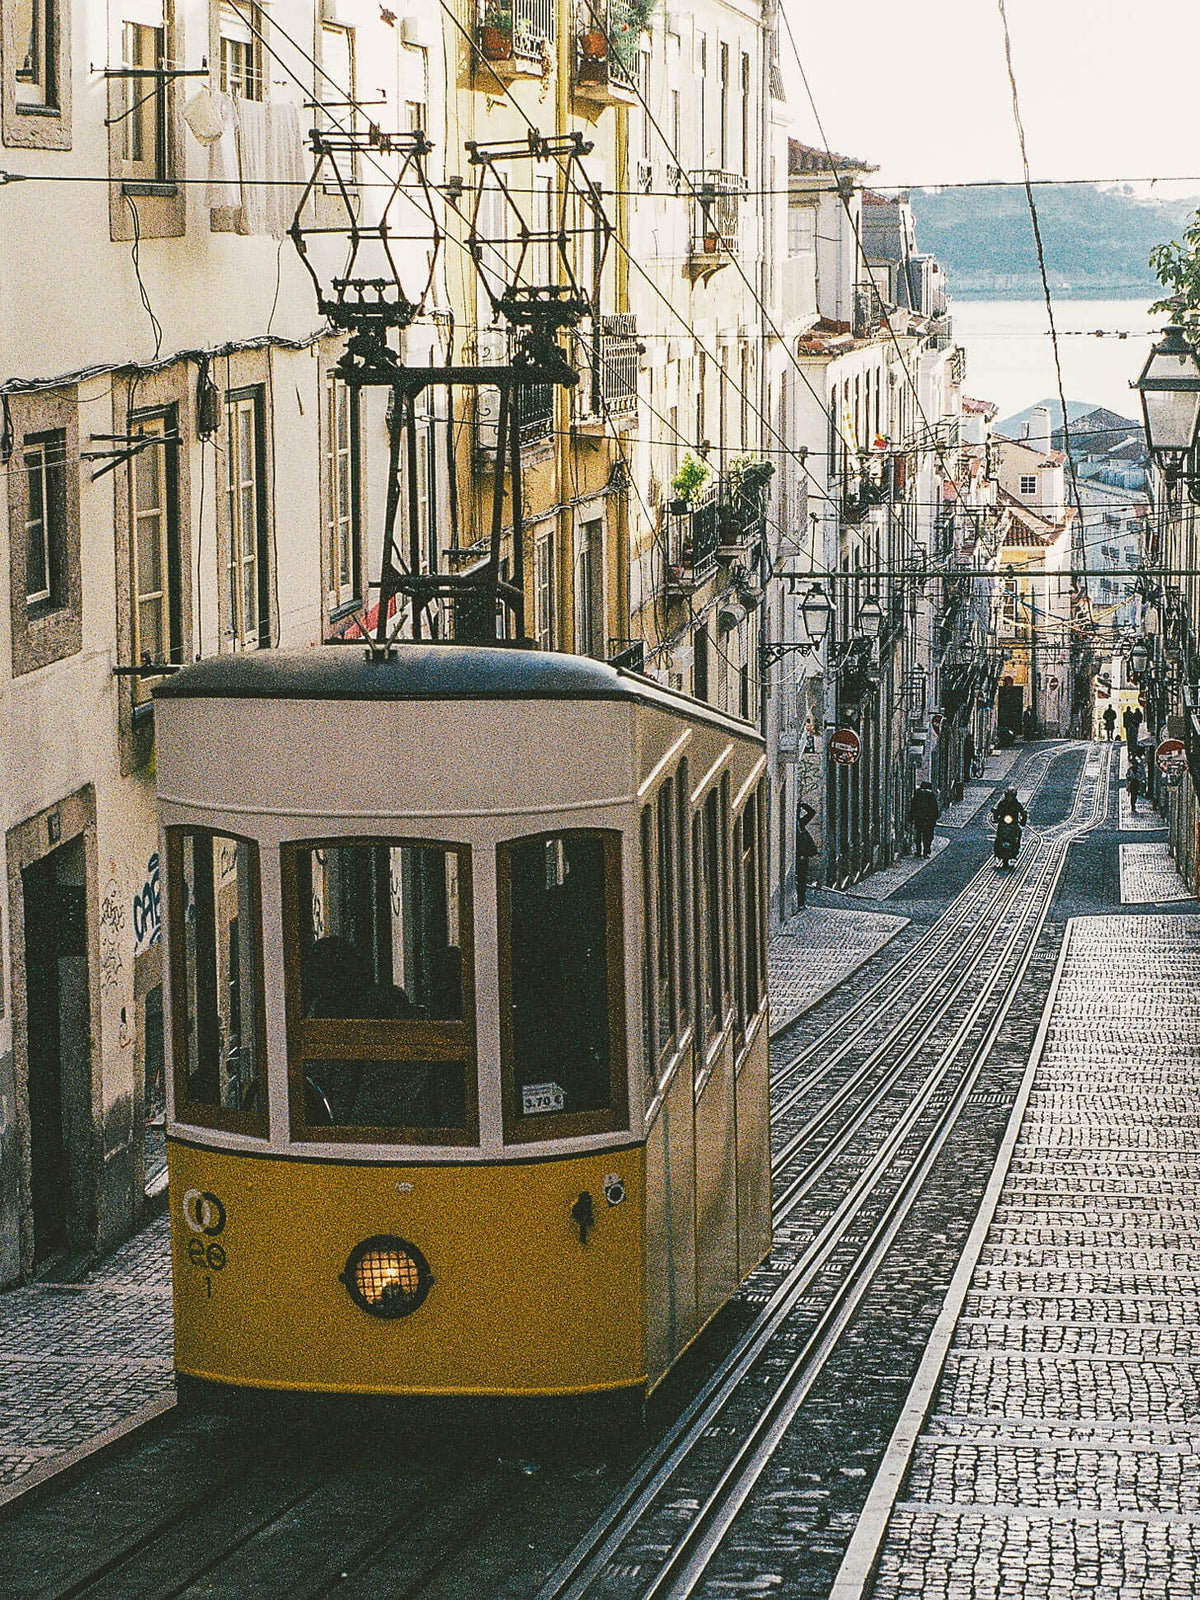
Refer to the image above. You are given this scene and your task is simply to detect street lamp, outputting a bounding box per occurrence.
[1134,326,1200,490]
[1128,639,1151,678]
[857,594,884,640]
[801,583,833,646]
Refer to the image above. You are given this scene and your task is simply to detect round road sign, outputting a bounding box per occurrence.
[829,728,861,765]
[1049,676,1059,690]
[1156,738,1187,785]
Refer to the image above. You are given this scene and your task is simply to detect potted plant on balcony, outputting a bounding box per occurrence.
[669,450,710,517]
[480,2,514,59]
[721,453,775,531]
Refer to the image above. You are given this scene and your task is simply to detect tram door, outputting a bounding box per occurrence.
[22,839,91,1265]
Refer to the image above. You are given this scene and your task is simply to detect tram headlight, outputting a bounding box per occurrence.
[340,1235,433,1319]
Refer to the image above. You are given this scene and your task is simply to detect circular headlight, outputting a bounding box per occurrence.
[340,1235,433,1319]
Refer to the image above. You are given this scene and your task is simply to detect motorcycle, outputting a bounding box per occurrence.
[994,811,1022,867]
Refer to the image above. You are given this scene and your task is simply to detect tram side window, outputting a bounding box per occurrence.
[739,799,761,1025]
[702,789,724,1035]
[499,831,627,1139]
[283,840,476,1143]
[170,829,266,1134]
[676,760,691,1031]
[655,779,677,1055]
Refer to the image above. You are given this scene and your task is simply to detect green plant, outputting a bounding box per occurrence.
[671,451,710,505]
[723,453,775,508]
[1151,208,1200,345]
[482,1,512,26]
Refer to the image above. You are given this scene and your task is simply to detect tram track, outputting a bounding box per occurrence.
[4,744,1109,1600]
[769,747,1060,1115]
[534,742,1111,1600]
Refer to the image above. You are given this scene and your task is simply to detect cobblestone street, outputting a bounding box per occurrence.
[845,914,1200,1600]
[0,1216,172,1495]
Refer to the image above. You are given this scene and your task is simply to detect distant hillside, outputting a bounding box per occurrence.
[909,185,1198,299]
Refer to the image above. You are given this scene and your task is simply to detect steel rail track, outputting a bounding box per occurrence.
[769,748,1062,1113]
[768,748,1078,1179]
[536,743,1112,1600]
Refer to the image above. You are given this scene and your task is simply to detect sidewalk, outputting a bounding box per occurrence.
[769,905,909,1036]
[836,913,1200,1600]
[0,1215,172,1491]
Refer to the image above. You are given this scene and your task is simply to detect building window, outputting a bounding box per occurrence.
[1019,473,1036,496]
[121,18,169,184]
[740,50,751,176]
[130,412,181,705]
[534,530,555,649]
[718,41,729,169]
[219,0,262,99]
[225,388,269,648]
[325,375,359,616]
[14,0,56,107]
[23,430,66,613]
[575,519,602,657]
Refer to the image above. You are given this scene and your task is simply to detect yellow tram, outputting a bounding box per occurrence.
[155,645,771,1399]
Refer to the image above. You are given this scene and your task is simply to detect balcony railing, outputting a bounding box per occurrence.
[590,312,638,420]
[573,0,639,98]
[666,485,719,592]
[478,0,555,67]
[717,479,767,554]
[688,169,747,267]
[517,380,554,445]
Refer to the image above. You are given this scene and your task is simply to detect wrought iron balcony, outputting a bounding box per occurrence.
[477,0,555,72]
[717,477,768,555]
[665,485,720,594]
[688,170,747,276]
[578,313,639,425]
[573,0,640,101]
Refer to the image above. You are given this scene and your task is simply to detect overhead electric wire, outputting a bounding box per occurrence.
[994,0,1090,611]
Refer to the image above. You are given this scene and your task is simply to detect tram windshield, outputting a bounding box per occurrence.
[283,840,476,1143]
[169,829,266,1134]
[498,831,626,1140]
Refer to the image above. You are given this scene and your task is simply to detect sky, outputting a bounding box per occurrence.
[781,0,1200,194]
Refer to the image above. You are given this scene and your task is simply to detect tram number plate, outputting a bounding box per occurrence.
[522,1081,565,1115]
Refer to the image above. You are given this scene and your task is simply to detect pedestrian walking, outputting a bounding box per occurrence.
[1128,760,1142,815]
[1102,704,1116,741]
[795,801,818,910]
[909,781,939,858]
[1022,706,1038,740]
[963,729,977,779]
[1123,705,1143,750]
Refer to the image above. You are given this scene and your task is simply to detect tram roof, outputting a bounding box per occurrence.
[153,645,760,738]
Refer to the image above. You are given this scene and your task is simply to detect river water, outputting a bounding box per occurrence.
[949,297,1161,426]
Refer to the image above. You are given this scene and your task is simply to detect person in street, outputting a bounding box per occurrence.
[1128,760,1142,814]
[909,781,939,858]
[1123,705,1143,750]
[795,801,818,910]
[963,729,977,779]
[1022,706,1038,740]
[1102,704,1116,741]
[991,787,1028,828]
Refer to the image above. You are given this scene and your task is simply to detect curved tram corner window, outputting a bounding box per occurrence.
[498,831,627,1141]
[282,840,476,1144]
[169,830,267,1135]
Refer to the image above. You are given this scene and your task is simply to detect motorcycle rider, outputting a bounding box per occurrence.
[991,787,1028,864]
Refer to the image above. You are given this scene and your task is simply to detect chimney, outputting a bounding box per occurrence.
[1028,405,1051,454]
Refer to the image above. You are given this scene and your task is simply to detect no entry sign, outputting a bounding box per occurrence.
[829,728,861,765]
[1156,738,1187,785]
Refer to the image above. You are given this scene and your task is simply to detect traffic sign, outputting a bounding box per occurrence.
[1049,676,1059,690]
[930,712,944,736]
[1156,738,1188,786]
[829,728,861,765]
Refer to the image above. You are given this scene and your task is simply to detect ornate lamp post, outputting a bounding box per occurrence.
[1134,326,1200,499]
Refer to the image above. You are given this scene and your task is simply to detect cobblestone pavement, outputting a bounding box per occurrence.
[1120,842,1193,905]
[939,785,995,829]
[845,837,950,902]
[851,915,1200,1600]
[0,1216,172,1488]
[768,906,909,1036]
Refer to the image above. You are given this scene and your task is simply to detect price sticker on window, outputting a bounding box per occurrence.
[522,1081,565,1115]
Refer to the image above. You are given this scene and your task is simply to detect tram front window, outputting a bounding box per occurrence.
[169,829,266,1134]
[283,840,476,1143]
[498,831,627,1140]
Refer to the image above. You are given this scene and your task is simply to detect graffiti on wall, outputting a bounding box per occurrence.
[99,879,125,994]
[132,852,161,957]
